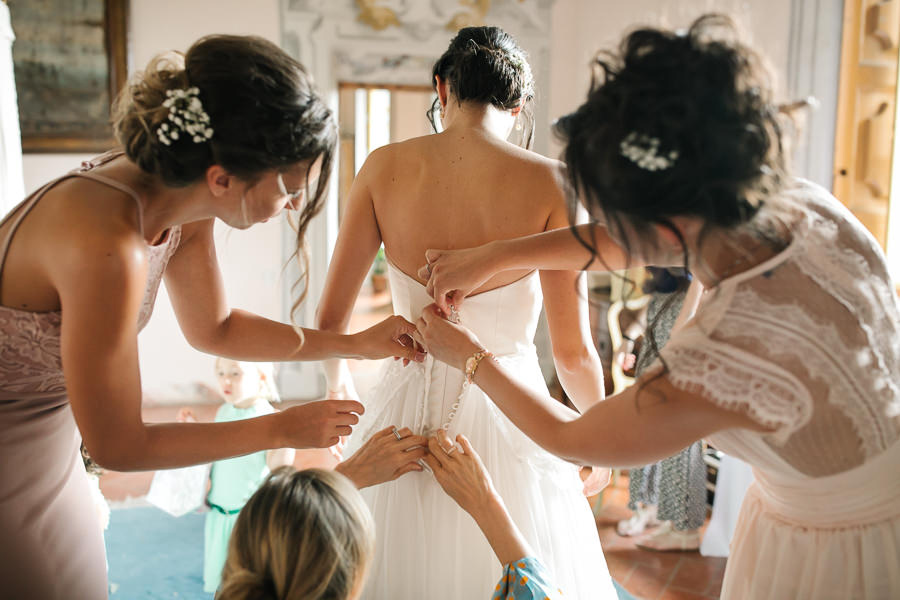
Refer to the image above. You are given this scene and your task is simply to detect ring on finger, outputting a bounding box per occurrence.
[443,445,457,456]
[392,426,404,441]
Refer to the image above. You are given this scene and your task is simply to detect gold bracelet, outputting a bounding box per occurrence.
[464,350,494,384]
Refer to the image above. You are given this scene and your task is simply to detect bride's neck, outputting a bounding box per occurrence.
[442,102,513,141]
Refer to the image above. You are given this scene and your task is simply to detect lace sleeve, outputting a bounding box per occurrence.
[654,333,813,444]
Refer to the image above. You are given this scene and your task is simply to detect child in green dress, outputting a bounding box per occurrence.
[194,358,295,593]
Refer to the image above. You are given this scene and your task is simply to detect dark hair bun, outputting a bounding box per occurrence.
[113,35,336,188]
[556,14,785,233]
[442,31,534,110]
[430,26,535,145]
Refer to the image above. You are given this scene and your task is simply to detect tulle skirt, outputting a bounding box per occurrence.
[349,355,617,600]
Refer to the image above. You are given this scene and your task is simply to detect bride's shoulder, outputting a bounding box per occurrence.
[362,135,432,168]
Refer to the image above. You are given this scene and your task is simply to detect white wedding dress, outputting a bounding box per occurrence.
[347,261,617,600]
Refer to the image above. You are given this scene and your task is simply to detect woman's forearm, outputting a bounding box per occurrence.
[468,494,533,566]
[473,356,761,467]
[471,358,580,458]
[554,352,606,413]
[493,224,631,273]
[193,308,355,362]
[97,415,285,472]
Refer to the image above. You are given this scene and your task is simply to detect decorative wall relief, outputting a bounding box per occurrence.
[354,0,536,37]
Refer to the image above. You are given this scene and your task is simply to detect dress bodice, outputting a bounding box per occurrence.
[387,261,543,356]
[381,261,543,435]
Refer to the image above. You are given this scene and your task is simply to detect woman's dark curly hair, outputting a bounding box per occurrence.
[555,14,787,269]
[429,26,536,148]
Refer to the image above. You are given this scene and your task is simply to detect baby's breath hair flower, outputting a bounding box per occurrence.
[619,131,678,171]
[156,87,214,146]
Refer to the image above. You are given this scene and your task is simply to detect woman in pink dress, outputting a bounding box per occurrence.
[0,35,421,599]
[419,15,900,599]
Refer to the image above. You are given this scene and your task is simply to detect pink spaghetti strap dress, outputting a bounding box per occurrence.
[0,151,181,599]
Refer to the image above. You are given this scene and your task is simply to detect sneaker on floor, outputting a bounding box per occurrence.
[634,521,701,552]
[616,503,660,537]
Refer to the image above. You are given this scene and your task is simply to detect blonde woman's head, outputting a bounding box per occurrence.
[217,467,375,600]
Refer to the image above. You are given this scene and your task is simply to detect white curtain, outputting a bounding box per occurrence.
[700,454,755,557]
[0,1,24,216]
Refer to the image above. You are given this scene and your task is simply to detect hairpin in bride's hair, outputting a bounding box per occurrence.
[157,87,214,146]
[619,131,678,171]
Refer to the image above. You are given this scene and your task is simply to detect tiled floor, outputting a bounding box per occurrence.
[102,407,725,600]
[592,477,725,600]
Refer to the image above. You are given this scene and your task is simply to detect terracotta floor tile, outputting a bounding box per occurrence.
[705,573,724,597]
[658,586,715,600]
[668,556,726,593]
[598,477,725,600]
[604,550,638,582]
[625,563,673,600]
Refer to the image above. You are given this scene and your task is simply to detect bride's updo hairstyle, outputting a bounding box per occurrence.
[218,468,374,600]
[555,14,786,267]
[113,35,336,317]
[430,26,536,148]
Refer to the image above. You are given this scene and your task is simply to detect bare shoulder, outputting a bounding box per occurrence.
[363,135,433,170]
[36,178,148,282]
[497,141,567,192]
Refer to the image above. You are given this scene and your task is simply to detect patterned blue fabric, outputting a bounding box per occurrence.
[491,557,563,599]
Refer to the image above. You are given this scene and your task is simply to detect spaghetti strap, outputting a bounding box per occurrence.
[0,150,143,279]
[73,172,145,234]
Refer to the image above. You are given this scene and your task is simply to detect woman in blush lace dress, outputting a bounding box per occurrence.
[420,15,900,600]
[316,26,616,600]
[0,35,422,599]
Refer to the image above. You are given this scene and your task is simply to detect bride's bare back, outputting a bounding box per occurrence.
[317,26,603,417]
[368,128,566,292]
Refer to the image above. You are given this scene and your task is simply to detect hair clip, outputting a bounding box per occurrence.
[619,132,678,171]
[157,87,214,146]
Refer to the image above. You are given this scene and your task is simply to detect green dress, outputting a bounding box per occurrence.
[202,401,274,593]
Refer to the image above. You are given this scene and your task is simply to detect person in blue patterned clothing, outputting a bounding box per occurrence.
[423,430,565,600]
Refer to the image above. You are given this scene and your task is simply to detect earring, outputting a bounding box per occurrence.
[439,107,445,119]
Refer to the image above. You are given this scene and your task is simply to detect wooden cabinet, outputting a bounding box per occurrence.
[833,0,900,248]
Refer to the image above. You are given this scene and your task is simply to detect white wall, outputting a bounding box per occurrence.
[547,0,792,157]
[19,0,798,403]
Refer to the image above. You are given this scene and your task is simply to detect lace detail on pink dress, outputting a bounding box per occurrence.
[659,333,813,443]
[0,310,64,394]
[656,179,900,477]
[723,287,897,457]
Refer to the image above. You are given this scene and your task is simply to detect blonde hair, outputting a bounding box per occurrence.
[213,358,281,404]
[217,468,375,600]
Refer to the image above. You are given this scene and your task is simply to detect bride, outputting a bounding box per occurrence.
[315,26,617,600]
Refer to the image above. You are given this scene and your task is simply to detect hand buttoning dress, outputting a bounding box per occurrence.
[347,261,616,600]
